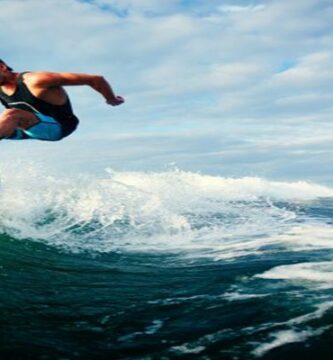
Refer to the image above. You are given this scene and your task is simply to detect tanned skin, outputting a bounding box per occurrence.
[0,63,124,139]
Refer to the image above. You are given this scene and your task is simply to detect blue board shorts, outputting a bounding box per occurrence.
[8,113,63,141]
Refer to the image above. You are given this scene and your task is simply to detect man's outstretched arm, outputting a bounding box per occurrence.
[28,72,125,106]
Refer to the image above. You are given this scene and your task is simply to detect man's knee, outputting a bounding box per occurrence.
[0,108,38,130]
[0,109,20,125]
[0,108,21,120]
[0,109,20,120]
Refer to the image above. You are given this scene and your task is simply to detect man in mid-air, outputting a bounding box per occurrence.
[0,59,124,141]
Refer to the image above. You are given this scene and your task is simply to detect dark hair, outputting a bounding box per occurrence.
[0,59,13,71]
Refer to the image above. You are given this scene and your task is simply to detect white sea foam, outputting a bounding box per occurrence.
[222,291,269,301]
[168,301,333,357]
[252,327,330,357]
[261,224,333,253]
[247,301,333,356]
[118,319,164,342]
[257,262,333,288]
[242,301,333,336]
[287,301,333,325]
[0,161,333,255]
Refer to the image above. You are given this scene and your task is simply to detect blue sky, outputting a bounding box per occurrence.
[1,0,333,183]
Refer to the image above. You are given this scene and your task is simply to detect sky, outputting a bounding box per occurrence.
[0,0,333,183]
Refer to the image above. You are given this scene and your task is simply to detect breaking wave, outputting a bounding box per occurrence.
[0,161,333,256]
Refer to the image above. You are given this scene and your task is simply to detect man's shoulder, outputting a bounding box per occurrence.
[22,71,48,81]
[21,71,40,84]
[22,71,58,88]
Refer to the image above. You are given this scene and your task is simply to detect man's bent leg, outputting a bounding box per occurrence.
[0,108,39,139]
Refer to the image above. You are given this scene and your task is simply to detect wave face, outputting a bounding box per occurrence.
[1,161,333,359]
[0,162,333,256]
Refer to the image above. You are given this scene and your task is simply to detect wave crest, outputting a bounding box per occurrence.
[1,162,332,255]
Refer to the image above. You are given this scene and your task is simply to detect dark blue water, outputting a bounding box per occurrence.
[1,166,333,359]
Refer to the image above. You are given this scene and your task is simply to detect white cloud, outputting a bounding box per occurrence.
[274,52,333,87]
[218,4,265,13]
[91,0,181,15]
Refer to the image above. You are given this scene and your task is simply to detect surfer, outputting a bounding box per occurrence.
[0,59,124,141]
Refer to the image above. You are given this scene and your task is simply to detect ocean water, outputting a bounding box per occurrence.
[0,162,333,359]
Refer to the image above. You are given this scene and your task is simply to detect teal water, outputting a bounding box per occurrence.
[1,165,333,359]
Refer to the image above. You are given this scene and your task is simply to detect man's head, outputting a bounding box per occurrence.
[0,59,13,72]
[0,59,14,85]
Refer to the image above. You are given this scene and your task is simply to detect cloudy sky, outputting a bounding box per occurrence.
[1,0,333,183]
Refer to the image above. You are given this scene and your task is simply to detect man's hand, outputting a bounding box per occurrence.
[90,76,125,106]
[107,95,125,106]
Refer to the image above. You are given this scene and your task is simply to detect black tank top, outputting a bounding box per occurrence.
[0,72,79,137]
